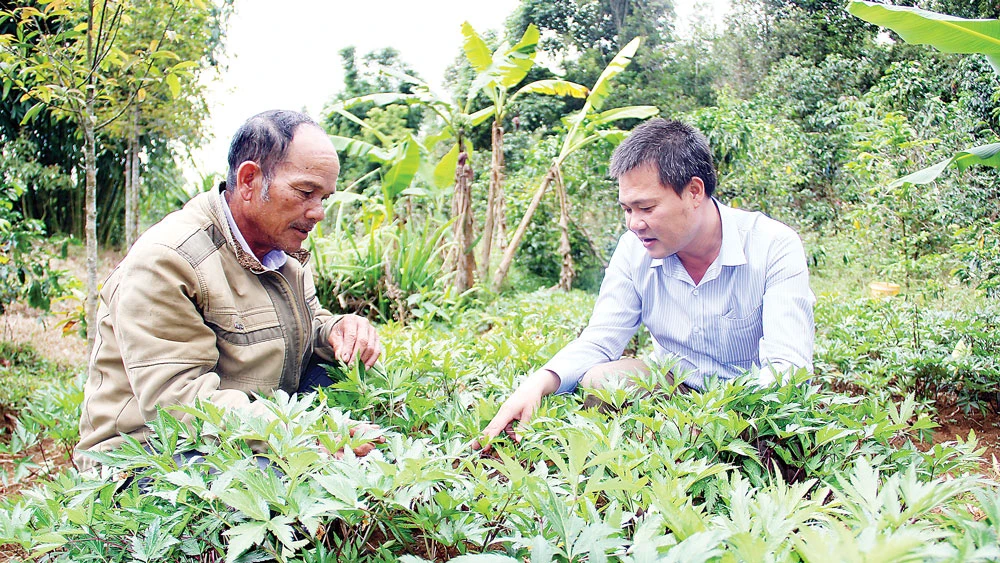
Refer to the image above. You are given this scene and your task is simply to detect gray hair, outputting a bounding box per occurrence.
[225,110,319,198]
[609,118,717,197]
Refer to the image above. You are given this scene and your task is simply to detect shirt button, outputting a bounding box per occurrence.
[693,289,699,296]
[693,327,701,334]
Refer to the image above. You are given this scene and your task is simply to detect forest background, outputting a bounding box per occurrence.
[2,0,1000,561]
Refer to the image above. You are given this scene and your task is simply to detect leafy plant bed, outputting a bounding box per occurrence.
[0,342,82,492]
[815,293,1000,464]
[814,294,1000,412]
[1,290,998,562]
[827,375,1000,474]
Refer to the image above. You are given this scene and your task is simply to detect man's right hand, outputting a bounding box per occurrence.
[329,314,381,368]
[474,369,560,452]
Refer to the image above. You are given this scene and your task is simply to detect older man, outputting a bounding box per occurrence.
[76,110,380,469]
[480,118,815,447]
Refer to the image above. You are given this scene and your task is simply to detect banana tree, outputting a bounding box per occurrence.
[492,37,659,292]
[330,87,484,292]
[327,103,424,227]
[334,55,585,293]
[847,0,1000,186]
[460,22,589,281]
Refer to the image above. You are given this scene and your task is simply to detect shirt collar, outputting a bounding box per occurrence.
[716,199,748,267]
[219,191,288,271]
[648,197,747,269]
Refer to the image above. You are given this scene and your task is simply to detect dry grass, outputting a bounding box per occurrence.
[1,305,87,365]
[1,244,124,365]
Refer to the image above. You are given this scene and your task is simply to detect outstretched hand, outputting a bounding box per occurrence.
[473,370,560,452]
[329,314,381,368]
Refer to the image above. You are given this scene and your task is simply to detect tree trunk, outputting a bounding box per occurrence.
[83,102,99,352]
[497,157,508,253]
[130,133,139,238]
[498,189,509,253]
[124,128,133,245]
[555,168,576,291]
[125,104,140,248]
[479,120,504,281]
[492,166,556,292]
[451,150,476,292]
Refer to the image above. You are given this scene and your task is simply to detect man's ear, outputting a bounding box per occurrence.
[235,161,261,201]
[686,176,706,205]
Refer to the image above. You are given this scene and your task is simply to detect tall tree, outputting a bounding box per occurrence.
[110,0,230,248]
[510,0,681,113]
[1,0,196,348]
[714,0,879,97]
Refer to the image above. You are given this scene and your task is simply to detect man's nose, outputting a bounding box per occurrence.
[627,214,645,232]
[305,200,325,222]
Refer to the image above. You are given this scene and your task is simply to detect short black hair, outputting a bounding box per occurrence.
[225,110,319,195]
[609,118,717,197]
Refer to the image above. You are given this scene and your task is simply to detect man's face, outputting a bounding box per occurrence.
[617,164,699,260]
[241,125,339,257]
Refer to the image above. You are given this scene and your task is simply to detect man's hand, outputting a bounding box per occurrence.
[329,314,380,368]
[474,370,560,452]
[320,422,386,459]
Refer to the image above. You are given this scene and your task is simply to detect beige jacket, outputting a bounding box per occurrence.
[76,190,340,470]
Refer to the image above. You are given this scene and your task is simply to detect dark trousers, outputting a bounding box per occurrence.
[298,356,336,392]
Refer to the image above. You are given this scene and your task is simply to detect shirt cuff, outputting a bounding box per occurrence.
[541,357,583,395]
[316,315,344,350]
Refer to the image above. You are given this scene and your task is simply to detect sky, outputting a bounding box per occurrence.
[187,0,730,181]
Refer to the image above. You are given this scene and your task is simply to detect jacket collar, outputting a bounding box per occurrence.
[198,186,311,273]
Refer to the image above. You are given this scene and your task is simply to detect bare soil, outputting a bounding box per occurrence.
[932,398,1000,472]
[1,246,124,365]
[1,303,88,365]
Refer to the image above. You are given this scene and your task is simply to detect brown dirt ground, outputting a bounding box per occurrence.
[1,246,124,365]
[932,398,1000,473]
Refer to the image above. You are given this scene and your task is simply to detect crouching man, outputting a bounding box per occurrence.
[479,118,815,447]
[76,110,382,469]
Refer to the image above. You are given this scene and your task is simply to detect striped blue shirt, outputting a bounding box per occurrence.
[543,199,815,392]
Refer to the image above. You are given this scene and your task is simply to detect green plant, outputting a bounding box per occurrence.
[815,294,1000,414]
[0,180,72,319]
[952,219,1000,297]
[847,1,1000,183]
[3,288,1000,561]
[688,92,810,222]
[312,214,471,324]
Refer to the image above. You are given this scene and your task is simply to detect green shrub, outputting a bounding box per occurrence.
[815,294,1000,414]
[0,201,72,316]
[0,341,76,414]
[311,217,473,324]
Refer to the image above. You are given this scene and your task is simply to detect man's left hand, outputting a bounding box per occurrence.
[329,314,381,368]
